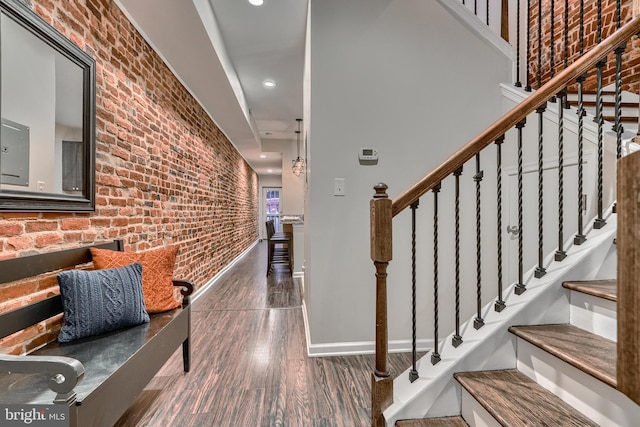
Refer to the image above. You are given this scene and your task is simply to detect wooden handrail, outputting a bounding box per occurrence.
[391,14,640,218]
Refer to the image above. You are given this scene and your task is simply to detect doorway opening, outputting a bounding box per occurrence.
[262,187,282,240]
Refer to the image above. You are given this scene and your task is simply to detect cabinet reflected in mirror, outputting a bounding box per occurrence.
[0,0,95,211]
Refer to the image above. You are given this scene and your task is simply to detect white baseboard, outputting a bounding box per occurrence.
[191,240,259,306]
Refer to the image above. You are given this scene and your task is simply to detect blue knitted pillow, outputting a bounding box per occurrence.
[57,262,149,343]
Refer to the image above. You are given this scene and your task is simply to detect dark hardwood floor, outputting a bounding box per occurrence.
[114,241,414,427]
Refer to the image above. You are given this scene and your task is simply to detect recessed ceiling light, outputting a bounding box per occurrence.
[267,168,273,173]
[259,154,267,158]
[249,0,264,5]
[263,79,276,89]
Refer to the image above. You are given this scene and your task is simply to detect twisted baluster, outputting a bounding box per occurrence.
[495,136,506,312]
[432,184,442,365]
[409,200,419,382]
[453,167,463,347]
[515,119,527,295]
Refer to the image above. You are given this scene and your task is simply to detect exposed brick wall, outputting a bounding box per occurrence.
[528,0,640,93]
[1,0,258,353]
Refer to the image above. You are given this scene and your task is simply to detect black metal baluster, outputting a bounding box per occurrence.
[526,0,532,91]
[594,0,606,230]
[614,0,624,160]
[564,0,569,70]
[409,200,419,383]
[515,0,522,87]
[486,0,489,26]
[550,0,556,80]
[593,59,606,229]
[453,167,463,347]
[575,74,587,245]
[579,0,584,58]
[516,119,527,295]
[556,92,567,262]
[495,136,506,312]
[547,0,558,103]
[431,184,442,365]
[574,0,587,245]
[535,103,547,278]
[614,43,625,160]
[474,154,484,329]
[537,0,543,89]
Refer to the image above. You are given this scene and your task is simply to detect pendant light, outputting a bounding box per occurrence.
[291,118,305,176]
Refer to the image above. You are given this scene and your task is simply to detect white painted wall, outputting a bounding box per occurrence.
[304,0,513,354]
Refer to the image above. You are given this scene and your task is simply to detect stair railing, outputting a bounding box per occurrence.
[370,13,640,427]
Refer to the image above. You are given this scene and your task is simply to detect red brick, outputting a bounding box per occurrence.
[61,218,91,230]
[25,221,58,233]
[34,233,63,248]
[0,222,23,237]
[6,236,32,251]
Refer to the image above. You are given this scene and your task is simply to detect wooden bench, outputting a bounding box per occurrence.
[0,241,194,427]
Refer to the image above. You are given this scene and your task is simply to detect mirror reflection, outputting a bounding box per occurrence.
[0,0,95,211]
[1,11,84,195]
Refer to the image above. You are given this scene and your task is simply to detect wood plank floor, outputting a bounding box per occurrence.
[114,242,415,426]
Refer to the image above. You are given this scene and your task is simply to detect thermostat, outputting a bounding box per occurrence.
[358,147,379,165]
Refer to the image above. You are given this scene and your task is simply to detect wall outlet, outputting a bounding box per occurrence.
[37,181,45,192]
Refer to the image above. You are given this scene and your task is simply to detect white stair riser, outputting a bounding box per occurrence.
[568,290,617,342]
[460,387,502,427]
[516,338,640,427]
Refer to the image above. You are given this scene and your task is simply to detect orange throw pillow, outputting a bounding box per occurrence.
[90,246,181,313]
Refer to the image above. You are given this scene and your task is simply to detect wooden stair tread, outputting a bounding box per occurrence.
[567,100,638,108]
[509,324,617,388]
[455,369,599,427]
[562,279,617,301]
[602,115,637,122]
[396,416,468,426]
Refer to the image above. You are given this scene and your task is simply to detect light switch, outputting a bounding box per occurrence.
[334,178,345,196]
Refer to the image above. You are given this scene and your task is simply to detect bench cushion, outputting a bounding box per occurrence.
[90,246,181,313]
[57,263,149,343]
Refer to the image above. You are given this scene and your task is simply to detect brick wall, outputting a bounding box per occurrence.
[0,0,259,353]
[528,0,640,93]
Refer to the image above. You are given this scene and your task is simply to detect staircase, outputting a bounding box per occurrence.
[369,4,640,426]
[456,278,634,426]
[395,271,640,426]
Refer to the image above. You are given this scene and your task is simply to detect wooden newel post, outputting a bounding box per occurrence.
[370,183,393,427]
[617,151,640,405]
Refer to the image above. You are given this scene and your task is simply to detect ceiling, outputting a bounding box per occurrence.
[114,0,307,176]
